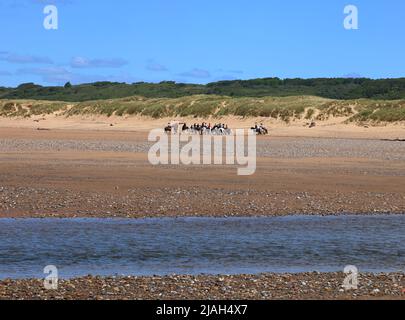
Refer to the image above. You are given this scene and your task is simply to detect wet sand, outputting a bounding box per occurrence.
[0,127,404,218]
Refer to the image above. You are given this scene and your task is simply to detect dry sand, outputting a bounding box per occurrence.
[0,116,404,218]
[0,113,404,139]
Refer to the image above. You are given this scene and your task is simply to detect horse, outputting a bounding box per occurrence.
[181,123,190,132]
[251,126,268,135]
[259,126,268,135]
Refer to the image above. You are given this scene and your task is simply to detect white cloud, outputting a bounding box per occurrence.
[343,73,363,79]
[17,66,68,76]
[146,61,168,72]
[70,56,129,69]
[179,68,211,79]
[0,52,53,64]
[0,70,12,76]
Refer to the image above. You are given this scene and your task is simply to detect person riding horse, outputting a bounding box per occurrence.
[259,123,268,135]
[165,121,187,134]
[164,123,172,133]
[182,123,189,132]
[251,123,269,135]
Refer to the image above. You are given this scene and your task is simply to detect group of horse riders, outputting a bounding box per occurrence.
[165,122,232,135]
[164,121,269,135]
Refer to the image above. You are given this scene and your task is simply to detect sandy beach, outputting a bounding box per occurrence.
[1,113,405,139]
[2,0,405,303]
[0,116,404,300]
[0,115,404,218]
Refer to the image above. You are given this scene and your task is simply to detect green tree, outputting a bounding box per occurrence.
[64,82,72,89]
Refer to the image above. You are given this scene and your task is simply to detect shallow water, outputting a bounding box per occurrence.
[0,215,404,279]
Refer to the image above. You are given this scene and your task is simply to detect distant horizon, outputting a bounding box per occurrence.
[2,75,405,89]
[2,67,405,88]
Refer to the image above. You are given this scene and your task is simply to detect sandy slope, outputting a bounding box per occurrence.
[0,114,404,139]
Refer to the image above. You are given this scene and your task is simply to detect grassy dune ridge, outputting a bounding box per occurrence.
[1,95,405,123]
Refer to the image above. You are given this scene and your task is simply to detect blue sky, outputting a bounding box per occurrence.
[0,0,404,87]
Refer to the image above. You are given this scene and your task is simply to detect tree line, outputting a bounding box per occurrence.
[1,77,405,102]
